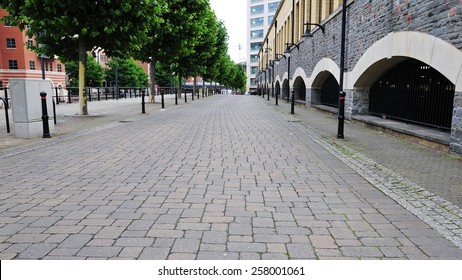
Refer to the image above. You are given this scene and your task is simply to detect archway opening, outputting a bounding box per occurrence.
[293,77,306,101]
[282,79,289,99]
[370,59,455,130]
[321,74,339,108]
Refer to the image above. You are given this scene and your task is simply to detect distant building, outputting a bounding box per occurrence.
[0,9,66,89]
[247,0,280,94]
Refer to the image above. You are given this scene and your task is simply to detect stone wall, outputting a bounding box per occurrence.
[264,0,462,154]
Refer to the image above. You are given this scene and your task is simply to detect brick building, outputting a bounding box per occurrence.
[257,0,462,154]
[0,9,66,89]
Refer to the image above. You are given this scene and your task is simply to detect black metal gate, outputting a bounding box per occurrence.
[370,60,455,130]
[321,75,339,107]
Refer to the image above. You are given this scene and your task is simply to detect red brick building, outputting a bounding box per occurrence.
[0,9,66,88]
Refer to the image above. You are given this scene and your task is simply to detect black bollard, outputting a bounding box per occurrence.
[161,89,165,109]
[141,90,146,114]
[40,92,51,138]
[275,88,279,106]
[291,90,295,115]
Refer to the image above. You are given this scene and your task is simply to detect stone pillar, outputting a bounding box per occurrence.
[346,88,369,119]
[450,92,462,155]
[310,88,321,106]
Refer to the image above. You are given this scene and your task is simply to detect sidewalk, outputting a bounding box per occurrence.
[0,93,187,151]
[264,96,462,209]
[0,94,461,259]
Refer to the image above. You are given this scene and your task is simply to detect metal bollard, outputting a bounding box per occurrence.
[40,92,51,138]
[141,90,146,114]
[275,88,279,106]
[161,89,165,109]
[0,97,10,133]
[291,90,295,115]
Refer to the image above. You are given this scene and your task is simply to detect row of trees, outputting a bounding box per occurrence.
[0,0,246,115]
[65,55,149,88]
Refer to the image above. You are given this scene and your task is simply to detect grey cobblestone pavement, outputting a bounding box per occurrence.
[1,95,462,259]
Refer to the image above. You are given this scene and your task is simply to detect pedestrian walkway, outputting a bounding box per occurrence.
[0,95,461,259]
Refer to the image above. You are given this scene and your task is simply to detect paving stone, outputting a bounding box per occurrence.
[171,238,200,253]
[77,247,122,258]
[2,96,462,261]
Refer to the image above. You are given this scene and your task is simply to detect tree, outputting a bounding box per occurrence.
[202,20,229,86]
[105,58,149,88]
[134,0,210,102]
[65,54,104,87]
[0,0,162,115]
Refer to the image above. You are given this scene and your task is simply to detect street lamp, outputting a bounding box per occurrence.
[302,23,325,38]
[274,54,286,106]
[337,0,347,139]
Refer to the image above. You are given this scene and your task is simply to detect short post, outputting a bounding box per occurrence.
[0,97,10,133]
[175,90,178,105]
[55,87,59,105]
[40,92,51,138]
[161,89,165,109]
[291,90,295,114]
[97,88,101,101]
[276,88,279,106]
[67,89,72,103]
[185,89,187,103]
[141,90,146,114]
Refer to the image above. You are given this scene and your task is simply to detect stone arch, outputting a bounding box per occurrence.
[293,76,306,101]
[275,80,281,95]
[282,79,289,100]
[308,59,340,106]
[309,58,340,88]
[349,31,462,91]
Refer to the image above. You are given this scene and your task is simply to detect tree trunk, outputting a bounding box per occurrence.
[78,38,88,115]
[149,55,157,103]
[177,73,182,98]
[202,79,205,98]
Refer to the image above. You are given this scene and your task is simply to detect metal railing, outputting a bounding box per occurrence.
[53,87,149,104]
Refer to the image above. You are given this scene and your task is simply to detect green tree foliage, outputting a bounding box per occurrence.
[105,58,149,88]
[64,54,104,87]
[134,0,213,100]
[0,0,162,114]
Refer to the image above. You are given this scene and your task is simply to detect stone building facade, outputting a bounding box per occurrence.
[257,0,462,154]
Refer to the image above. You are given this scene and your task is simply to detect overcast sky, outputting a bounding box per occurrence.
[210,0,247,63]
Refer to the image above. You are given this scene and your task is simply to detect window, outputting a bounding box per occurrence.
[8,60,18,69]
[250,55,258,63]
[251,0,262,2]
[251,4,264,15]
[250,17,264,27]
[27,39,34,47]
[57,64,62,72]
[30,61,35,70]
[251,66,258,75]
[250,42,262,51]
[250,78,256,86]
[268,2,280,13]
[268,16,275,25]
[250,29,264,39]
[6,38,16,48]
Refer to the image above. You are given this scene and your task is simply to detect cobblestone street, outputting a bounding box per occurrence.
[1,95,461,259]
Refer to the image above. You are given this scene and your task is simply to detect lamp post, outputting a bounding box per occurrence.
[337,0,347,139]
[274,54,286,106]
